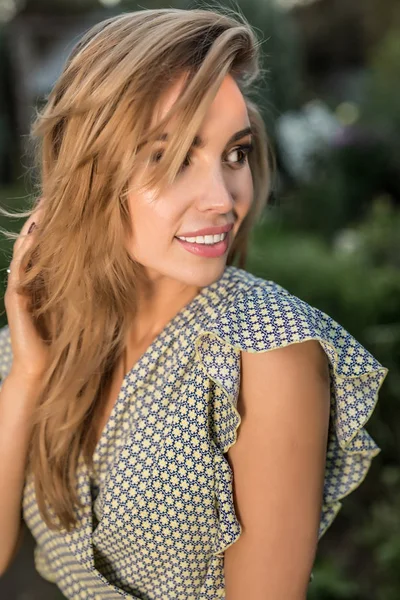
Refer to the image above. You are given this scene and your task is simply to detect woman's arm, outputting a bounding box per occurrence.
[0,371,42,576]
[223,340,331,600]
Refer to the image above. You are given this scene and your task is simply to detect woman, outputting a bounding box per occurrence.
[0,7,388,600]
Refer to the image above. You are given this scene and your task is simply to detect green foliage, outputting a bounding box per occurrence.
[356,196,400,269]
[362,28,400,132]
[277,137,399,238]
[247,212,399,331]
[273,27,400,240]
[353,467,400,600]
[307,558,361,600]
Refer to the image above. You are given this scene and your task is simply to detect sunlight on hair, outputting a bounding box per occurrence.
[0,6,272,533]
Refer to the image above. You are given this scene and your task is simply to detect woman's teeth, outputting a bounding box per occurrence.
[176,232,227,245]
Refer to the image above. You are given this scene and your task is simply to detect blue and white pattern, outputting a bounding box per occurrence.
[0,266,388,599]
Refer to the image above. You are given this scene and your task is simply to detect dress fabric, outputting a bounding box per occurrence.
[0,266,388,600]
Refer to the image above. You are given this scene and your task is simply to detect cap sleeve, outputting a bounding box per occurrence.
[195,278,388,556]
[0,325,12,386]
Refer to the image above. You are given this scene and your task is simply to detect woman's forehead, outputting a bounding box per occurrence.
[151,73,249,142]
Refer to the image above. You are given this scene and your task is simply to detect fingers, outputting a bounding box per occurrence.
[6,212,41,297]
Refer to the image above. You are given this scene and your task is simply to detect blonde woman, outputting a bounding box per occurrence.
[0,7,388,600]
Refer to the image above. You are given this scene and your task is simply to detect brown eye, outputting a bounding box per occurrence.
[226,143,254,167]
[151,150,163,163]
[178,154,191,173]
[151,150,191,173]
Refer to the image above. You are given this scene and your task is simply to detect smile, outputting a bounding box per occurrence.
[174,233,229,258]
[176,232,227,245]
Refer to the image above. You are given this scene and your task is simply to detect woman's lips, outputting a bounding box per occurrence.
[174,234,229,258]
[176,223,234,237]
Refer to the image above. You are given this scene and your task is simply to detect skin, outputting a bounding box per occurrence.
[124,72,253,350]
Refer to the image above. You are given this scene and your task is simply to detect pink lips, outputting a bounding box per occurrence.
[176,225,233,258]
[175,236,229,258]
[176,222,234,237]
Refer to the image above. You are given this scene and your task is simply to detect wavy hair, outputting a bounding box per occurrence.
[0,6,272,531]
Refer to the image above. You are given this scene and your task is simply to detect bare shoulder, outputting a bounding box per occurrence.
[240,339,330,389]
[230,340,331,455]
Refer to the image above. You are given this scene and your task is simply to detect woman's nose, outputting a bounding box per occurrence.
[196,166,234,213]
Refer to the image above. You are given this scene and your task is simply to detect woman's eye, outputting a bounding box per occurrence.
[178,155,191,173]
[151,142,254,174]
[151,150,191,172]
[151,150,163,163]
[226,143,254,166]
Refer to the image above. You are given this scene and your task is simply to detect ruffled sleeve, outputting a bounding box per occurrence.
[0,325,12,386]
[195,277,388,557]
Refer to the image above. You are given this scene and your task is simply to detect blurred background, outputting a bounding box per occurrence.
[0,0,399,598]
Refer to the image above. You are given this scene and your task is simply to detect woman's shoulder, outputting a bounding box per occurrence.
[221,265,313,318]
[214,266,331,349]
[203,266,387,379]
[205,267,389,548]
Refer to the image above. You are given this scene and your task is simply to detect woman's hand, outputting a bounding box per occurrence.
[4,206,50,382]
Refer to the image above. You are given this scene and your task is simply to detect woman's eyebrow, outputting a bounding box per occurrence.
[155,126,253,149]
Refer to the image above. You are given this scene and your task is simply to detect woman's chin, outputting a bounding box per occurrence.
[184,262,228,289]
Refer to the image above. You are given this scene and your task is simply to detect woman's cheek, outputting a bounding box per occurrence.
[238,188,254,221]
[237,168,253,210]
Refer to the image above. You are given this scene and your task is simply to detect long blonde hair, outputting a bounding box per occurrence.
[0,7,271,531]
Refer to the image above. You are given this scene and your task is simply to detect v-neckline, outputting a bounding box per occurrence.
[90,266,234,466]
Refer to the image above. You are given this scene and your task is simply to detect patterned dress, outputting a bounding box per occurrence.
[0,266,388,600]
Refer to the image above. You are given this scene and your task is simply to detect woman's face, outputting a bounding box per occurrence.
[126,73,254,289]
